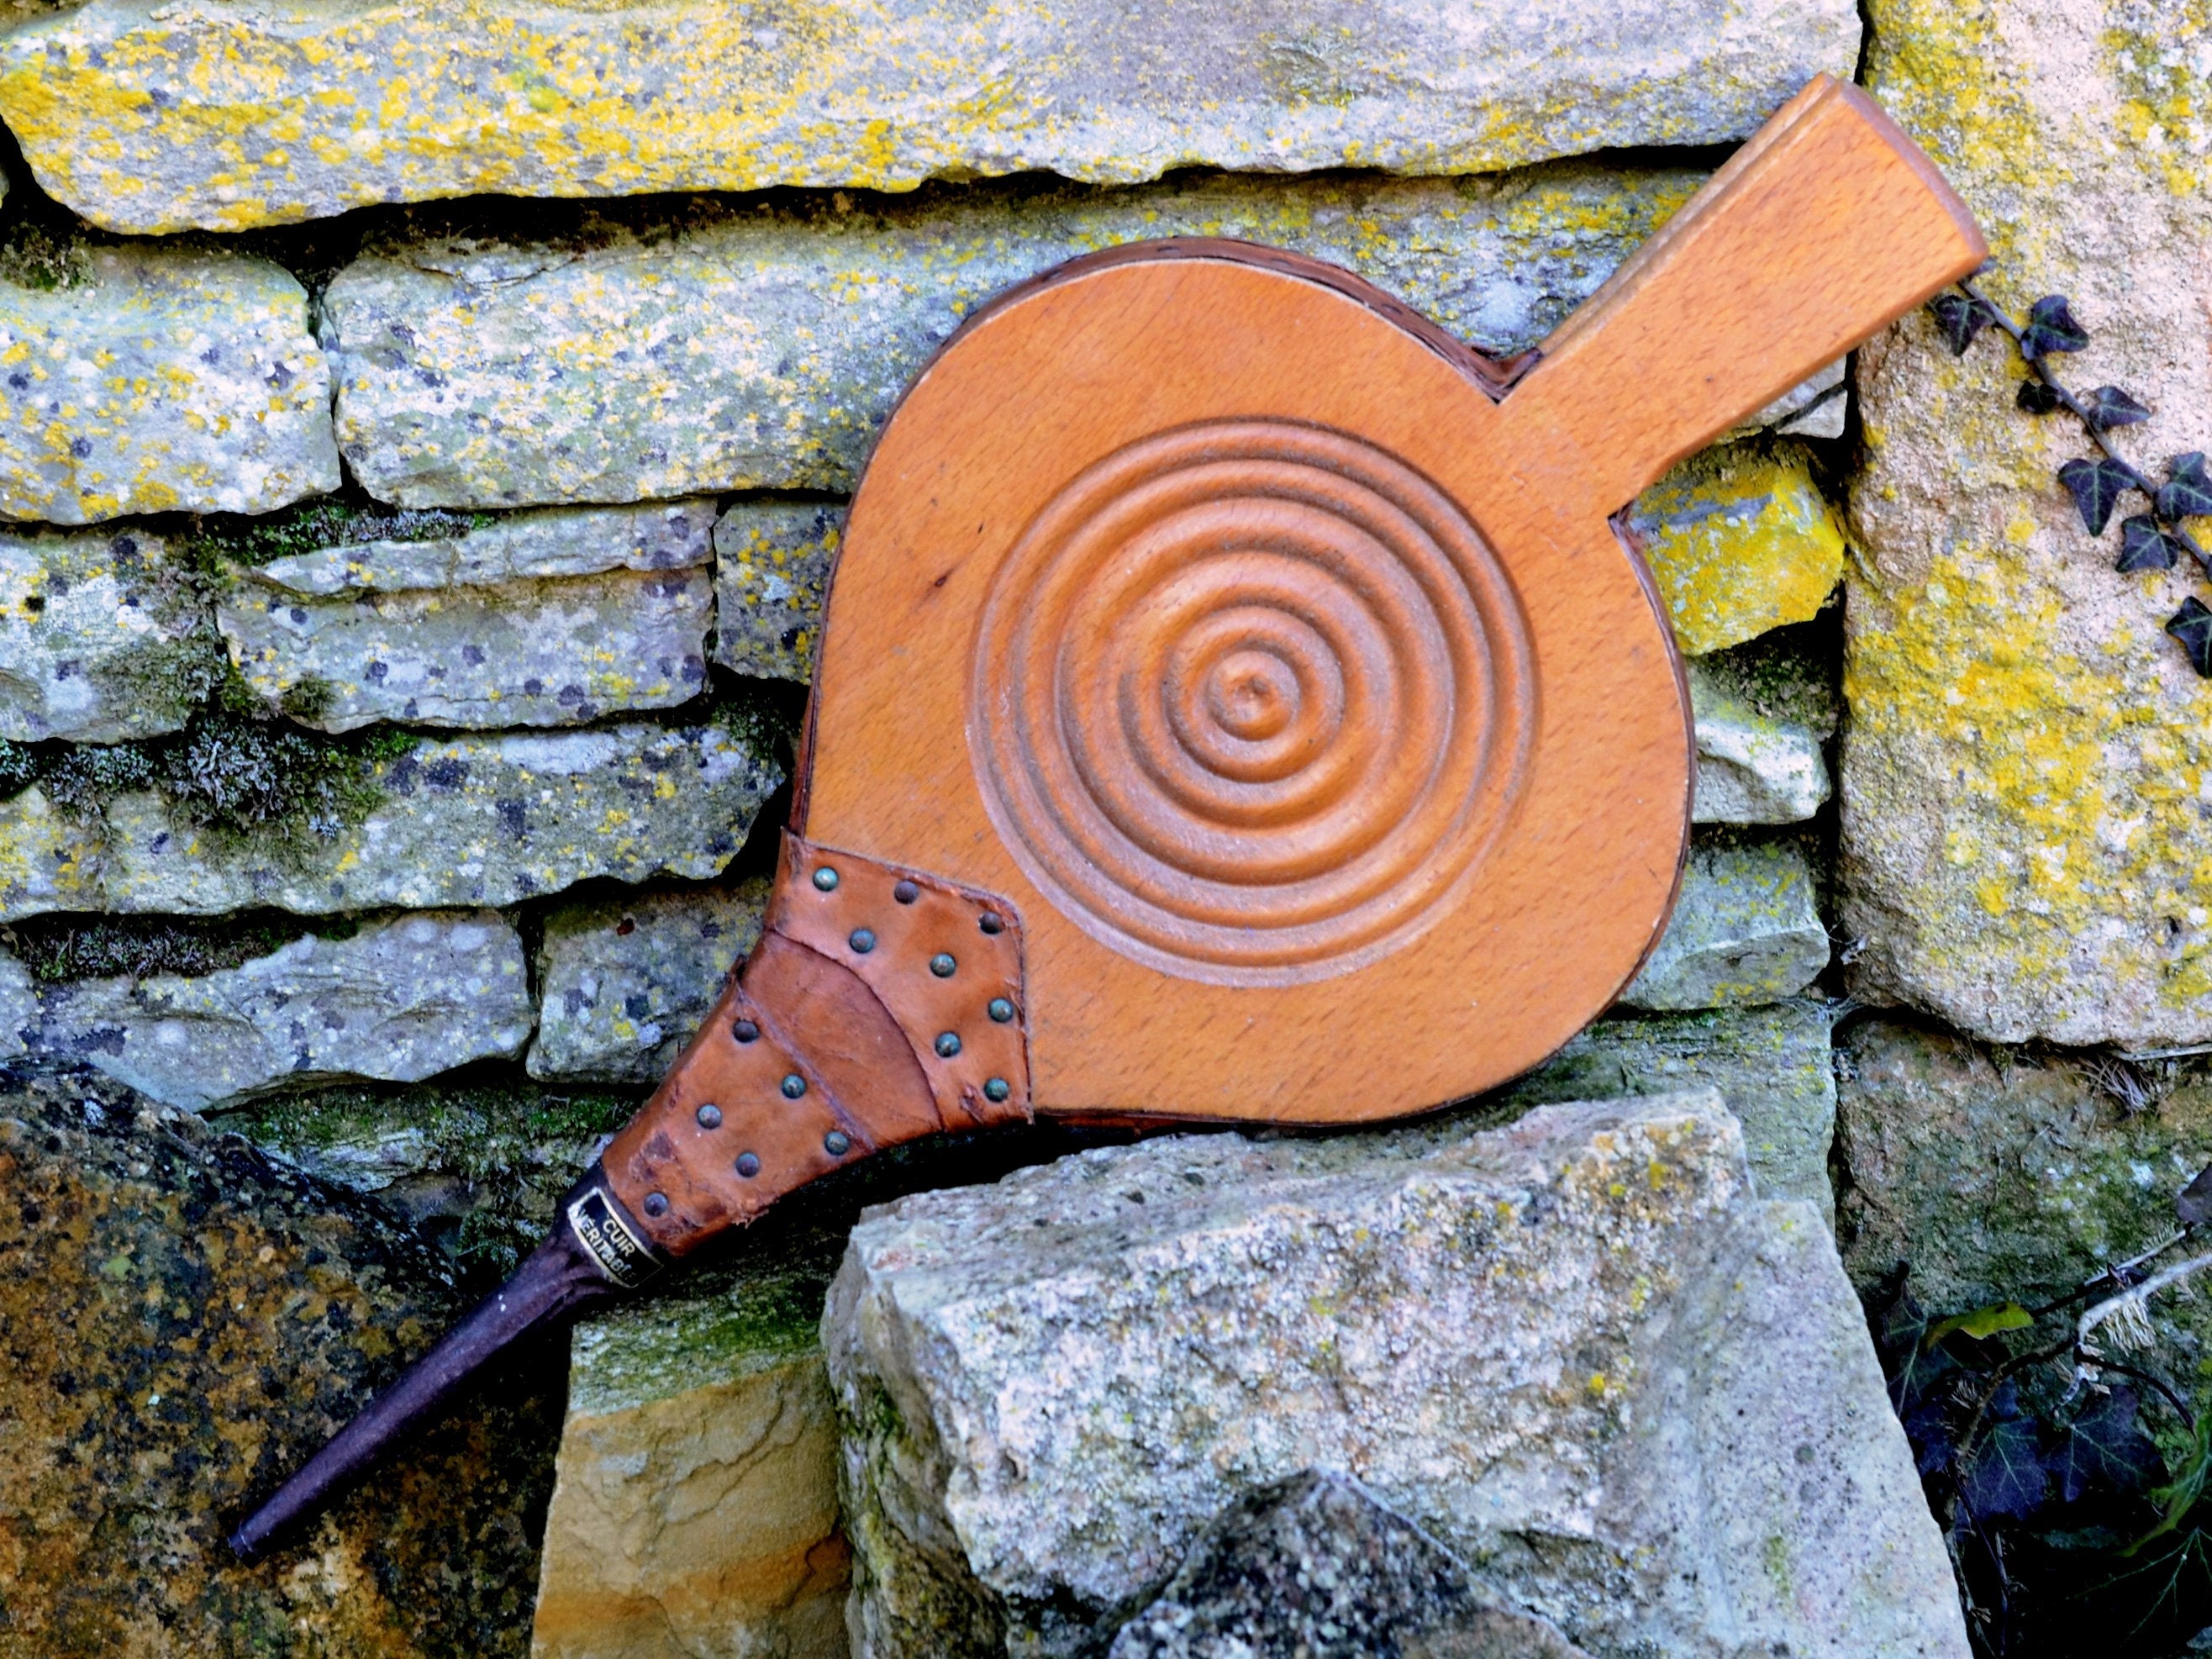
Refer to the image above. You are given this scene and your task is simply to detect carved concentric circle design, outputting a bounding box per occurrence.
[971,419,1534,984]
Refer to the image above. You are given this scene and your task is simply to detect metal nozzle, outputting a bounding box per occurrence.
[229,1171,654,1562]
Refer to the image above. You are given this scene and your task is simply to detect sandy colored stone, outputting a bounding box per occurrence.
[0,1072,561,1657]
[1493,999,1840,1225]
[321,166,1704,508]
[219,565,714,732]
[249,498,718,596]
[529,880,768,1083]
[534,1241,851,1659]
[29,909,533,1111]
[97,721,782,916]
[714,502,843,684]
[1620,835,1830,1010]
[826,1093,1964,1657]
[1842,0,2212,1046]
[0,237,337,524]
[0,0,1852,234]
[1626,441,1846,656]
[0,524,205,742]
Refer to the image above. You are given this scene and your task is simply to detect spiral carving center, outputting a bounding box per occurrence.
[971,419,1534,984]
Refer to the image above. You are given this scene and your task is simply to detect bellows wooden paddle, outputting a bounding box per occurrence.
[231,74,1984,1557]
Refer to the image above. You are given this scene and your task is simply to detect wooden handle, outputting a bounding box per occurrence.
[1507,74,1986,506]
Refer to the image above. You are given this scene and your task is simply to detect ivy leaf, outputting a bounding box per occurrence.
[2016,379,2064,415]
[2060,456,2136,535]
[2157,454,2212,525]
[2056,1388,2166,1503]
[2081,385,2151,430]
[2022,294,2090,360]
[2119,516,2183,573]
[2179,1161,2212,1229]
[2167,598,2212,678]
[1927,1302,2036,1345]
[1960,1382,2053,1520]
[1931,292,2002,356]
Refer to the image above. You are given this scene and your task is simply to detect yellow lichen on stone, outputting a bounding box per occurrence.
[1627,444,1846,656]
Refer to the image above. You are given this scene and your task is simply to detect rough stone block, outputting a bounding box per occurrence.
[713,502,843,684]
[1493,999,1840,1224]
[219,565,714,732]
[97,722,782,916]
[529,881,769,1083]
[0,947,30,1059]
[28,910,533,1111]
[825,1093,1964,1657]
[320,166,1704,508]
[1687,647,1833,824]
[0,1073,563,1654]
[1620,835,1830,1010]
[0,0,1855,234]
[1625,442,1846,656]
[0,786,101,922]
[533,1242,851,1659]
[1841,0,2212,1047]
[0,239,338,524]
[0,525,207,742]
[246,498,718,596]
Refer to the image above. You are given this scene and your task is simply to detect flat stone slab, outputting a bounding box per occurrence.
[1687,642,1834,825]
[0,524,207,742]
[0,238,338,524]
[1622,835,1830,1010]
[88,722,779,917]
[529,880,769,1083]
[1625,441,1846,656]
[1842,0,2212,1046]
[713,502,844,685]
[219,565,714,732]
[319,166,1702,508]
[28,910,533,1111]
[243,498,718,596]
[825,1092,1965,1657]
[0,0,1855,234]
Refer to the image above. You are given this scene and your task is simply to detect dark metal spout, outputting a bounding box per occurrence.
[229,1170,656,1562]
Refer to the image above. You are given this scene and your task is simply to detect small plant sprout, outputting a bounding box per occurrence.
[1929,279,2212,676]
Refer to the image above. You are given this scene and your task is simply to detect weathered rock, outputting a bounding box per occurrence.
[246,498,719,597]
[0,237,338,524]
[219,565,715,732]
[0,785,100,922]
[0,1071,561,1656]
[0,525,208,742]
[0,946,31,1058]
[826,1092,1965,1657]
[1842,0,2212,1046]
[533,1230,853,1659]
[529,880,769,1083]
[1493,998,1840,1224]
[1835,1019,2212,1329]
[0,0,1854,235]
[29,909,533,1111]
[320,166,1704,508]
[1625,441,1846,656]
[1725,358,1850,443]
[1620,835,1830,1010]
[1109,1472,1591,1659]
[97,721,782,916]
[713,502,844,684]
[1688,645,1834,824]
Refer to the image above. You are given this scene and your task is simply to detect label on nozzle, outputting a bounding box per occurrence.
[566,1187,663,1288]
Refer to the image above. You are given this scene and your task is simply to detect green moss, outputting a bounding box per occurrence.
[182,497,494,572]
[0,217,90,292]
[0,737,34,800]
[1,909,330,982]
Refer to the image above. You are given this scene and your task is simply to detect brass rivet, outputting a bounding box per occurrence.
[893,880,919,904]
[813,866,840,892]
[983,1077,1011,1103]
[850,928,877,953]
[735,1152,761,1178]
[643,1191,670,1216]
[824,1130,851,1156]
[988,997,1015,1023]
[696,1103,724,1130]
[979,912,1004,935]
[934,1031,961,1058]
[930,952,956,977]
[734,1019,760,1044]
[781,1073,807,1098]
